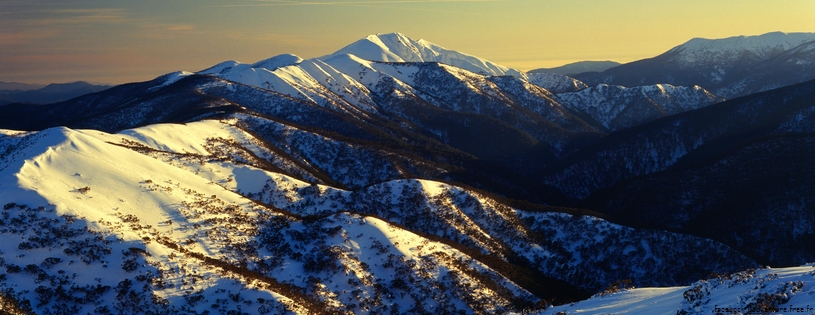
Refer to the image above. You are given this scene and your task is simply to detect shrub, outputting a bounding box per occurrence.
[595,279,633,297]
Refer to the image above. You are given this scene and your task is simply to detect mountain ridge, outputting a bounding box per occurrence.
[322,32,525,77]
[574,31,815,98]
[2,31,814,314]
[528,61,621,76]
[0,81,111,106]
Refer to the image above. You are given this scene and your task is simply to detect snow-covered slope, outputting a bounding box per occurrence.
[322,32,525,77]
[526,72,588,93]
[5,31,815,315]
[0,121,543,314]
[575,31,815,98]
[198,54,378,113]
[555,83,724,130]
[669,32,815,65]
[0,119,761,314]
[540,265,815,315]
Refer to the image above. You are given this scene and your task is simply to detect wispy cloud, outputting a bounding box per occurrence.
[218,0,507,16]
[220,0,503,6]
[0,29,58,46]
[0,8,126,45]
[133,22,199,39]
[5,8,128,26]
[1,6,199,43]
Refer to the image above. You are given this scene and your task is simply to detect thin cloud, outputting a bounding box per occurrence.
[219,0,504,7]
[135,22,199,38]
[4,8,128,27]
[0,29,58,46]
[218,0,508,16]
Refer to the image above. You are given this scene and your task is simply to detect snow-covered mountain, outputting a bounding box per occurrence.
[322,32,525,77]
[3,31,815,315]
[576,31,815,98]
[668,31,815,65]
[0,122,540,314]
[540,265,815,315]
[0,120,758,314]
[543,79,815,200]
[526,72,588,93]
[555,83,724,131]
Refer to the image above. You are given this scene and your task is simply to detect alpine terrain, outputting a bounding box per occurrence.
[0,32,813,314]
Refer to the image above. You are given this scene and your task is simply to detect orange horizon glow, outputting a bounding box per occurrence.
[1,0,813,84]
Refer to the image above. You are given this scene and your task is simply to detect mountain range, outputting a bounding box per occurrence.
[528,60,621,76]
[0,31,814,314]
[0,81,111,106]
[574,32,815,98]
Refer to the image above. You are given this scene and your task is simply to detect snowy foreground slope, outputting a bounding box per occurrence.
[539,265,815,315]
[0,122,535,314]
[0,119,757,314]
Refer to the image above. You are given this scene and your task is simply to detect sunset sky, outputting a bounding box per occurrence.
[1,0,813,84]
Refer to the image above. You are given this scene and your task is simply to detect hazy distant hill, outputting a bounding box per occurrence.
[7,31,815,315]
[528,61,621,76]
[0,81,111,105]
[0,81,46,91]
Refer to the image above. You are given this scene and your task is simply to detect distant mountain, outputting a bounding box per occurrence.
[322,32,525,77]
[575,32,815,98]
[528,61,620,76]
[5,32,804,314]
[543,78,815,266]
[526,72,588,93]
[0,33,739,201]
[0,81,45,91]
[555,83,724,131]
[0,81,111,105]
[543,78,815,199]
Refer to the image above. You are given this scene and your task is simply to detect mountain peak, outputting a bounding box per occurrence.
[251,53,304,70]
[671,31,815,60]
[323,32,524,77]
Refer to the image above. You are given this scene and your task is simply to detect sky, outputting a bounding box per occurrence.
[1,0,813,84]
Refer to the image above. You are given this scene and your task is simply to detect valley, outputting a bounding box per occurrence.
[2,31,815,314]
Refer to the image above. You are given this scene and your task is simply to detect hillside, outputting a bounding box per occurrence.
[540,265,815,315]
[575,32,815,98]
[528,61,620,76]
[0,119,758,314]
[0,81,111,106]
[3,31,815,314]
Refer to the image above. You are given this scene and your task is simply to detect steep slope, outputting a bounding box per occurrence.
[198,55,379,114]
[0,123,546,314]
[588,133,815,266]
[241,175,755,293]
[0,120,760,314]
[555,83,724,131]
[575,32,815,98]
[0,51,606,202]
[0,75,239,132]
[542,78,815,200]
[119,120,756,293]
[541,265,815,315]
[526,72,588,93]
[322,32,524,77]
